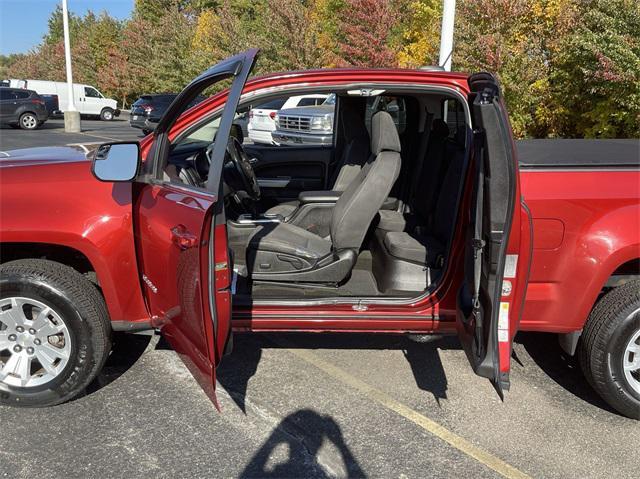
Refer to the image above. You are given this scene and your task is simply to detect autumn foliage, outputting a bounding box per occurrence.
[2,0,638,138]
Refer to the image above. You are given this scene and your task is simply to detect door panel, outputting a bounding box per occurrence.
[243,144,332,205]
[133,49,258,404]
[134,184,218,400]
[456,73,532,396]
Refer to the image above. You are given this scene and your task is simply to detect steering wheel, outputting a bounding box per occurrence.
[206,136,261,201]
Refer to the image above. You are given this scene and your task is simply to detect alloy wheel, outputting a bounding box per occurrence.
[0,297,72,388]
[20,114,37,129]
[623,311,640,395]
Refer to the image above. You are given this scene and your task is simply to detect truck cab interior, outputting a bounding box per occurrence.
[166,87,471,302]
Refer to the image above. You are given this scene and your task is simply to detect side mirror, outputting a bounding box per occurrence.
[91,142,140,182]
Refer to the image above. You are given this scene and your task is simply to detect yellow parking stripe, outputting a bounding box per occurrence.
[287,347,531,479]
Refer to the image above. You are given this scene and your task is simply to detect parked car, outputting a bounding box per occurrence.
[248,94,328,145]
[130,93,206,135]
[0,87,48,129]
[3,79,119,120]
[1,50,639,420]
[272,94,336,146]
[40,94,59,117]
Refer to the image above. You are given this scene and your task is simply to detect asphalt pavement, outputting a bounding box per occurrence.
[0,331,637,479]
[0,115,141,152]
[0,118,637,479]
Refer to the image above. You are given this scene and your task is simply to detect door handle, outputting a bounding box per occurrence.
[170,224,198,250]
[248,157,258,165]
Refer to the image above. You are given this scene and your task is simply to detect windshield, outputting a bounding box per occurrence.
[323,94,336,106]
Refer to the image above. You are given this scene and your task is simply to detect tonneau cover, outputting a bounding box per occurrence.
[517,139,639,168]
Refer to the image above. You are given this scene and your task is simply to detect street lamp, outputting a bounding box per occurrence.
[62,0,80,132]
[438,0,456,72]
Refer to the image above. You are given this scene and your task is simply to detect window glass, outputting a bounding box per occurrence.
[84,87,102,98]
[297,97,324,107]
[443,99,466,139]
[365,95,407,134]
[182,116,222,144]
[244,91,336,147]
[0,89,12,100]
[256,98,286,110]
[15,91,30,99]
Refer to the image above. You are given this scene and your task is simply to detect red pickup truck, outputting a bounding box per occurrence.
[1,50,638,419]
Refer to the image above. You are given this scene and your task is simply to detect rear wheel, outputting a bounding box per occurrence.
[579,280,640,419]
[19,112,38,130]
[0,259,111,407]
[100,108,114,121]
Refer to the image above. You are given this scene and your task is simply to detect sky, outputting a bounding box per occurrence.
[0,0,134,55]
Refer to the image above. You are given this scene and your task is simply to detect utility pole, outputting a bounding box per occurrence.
[438,0,456,71]
[62,0,80,132]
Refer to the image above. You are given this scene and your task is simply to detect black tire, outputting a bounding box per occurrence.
[0,259,111,407]
[578,280,640,419]
[18,112,38,130]
[100,107,114,121]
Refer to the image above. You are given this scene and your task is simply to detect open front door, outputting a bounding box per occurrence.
[456,73,531,397]
[133,50,258,405]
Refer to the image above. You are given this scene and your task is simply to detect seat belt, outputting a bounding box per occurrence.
[471,130,486,350]
[406,110,433,213]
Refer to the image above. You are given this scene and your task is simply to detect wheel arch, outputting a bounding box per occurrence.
[0,241,145,326]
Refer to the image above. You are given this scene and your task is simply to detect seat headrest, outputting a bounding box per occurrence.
[371,111,401,155]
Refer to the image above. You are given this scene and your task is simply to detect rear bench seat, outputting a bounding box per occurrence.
[371,123,466,292]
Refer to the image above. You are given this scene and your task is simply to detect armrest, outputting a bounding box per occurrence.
[298,190,342,205]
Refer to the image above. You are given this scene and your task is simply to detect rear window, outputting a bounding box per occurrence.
[444,99,465,139]
[365,95,407,134]
[257,98,287,110]
[297,97,325,107]
[134,96,154,105]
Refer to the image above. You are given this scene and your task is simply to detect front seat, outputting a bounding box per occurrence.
[247,111,401,283]
[265,102,371,218]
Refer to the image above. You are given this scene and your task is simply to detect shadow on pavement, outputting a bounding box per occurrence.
[516,331,617,414]
[218,333,455,412]
[240,408,366,478]
[85,331,153,395]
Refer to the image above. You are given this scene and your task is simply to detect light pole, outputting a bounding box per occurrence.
[438,0,456,71]
[62,0,80,132]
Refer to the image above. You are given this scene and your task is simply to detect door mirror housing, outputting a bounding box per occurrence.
[91,142,140,182]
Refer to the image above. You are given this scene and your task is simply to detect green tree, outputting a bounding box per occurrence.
[550,0,640,137]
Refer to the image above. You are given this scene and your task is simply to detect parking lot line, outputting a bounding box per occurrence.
[286,347,531,479]
[52,129,122,142]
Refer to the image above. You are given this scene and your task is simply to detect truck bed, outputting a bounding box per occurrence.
[517,139,639,169]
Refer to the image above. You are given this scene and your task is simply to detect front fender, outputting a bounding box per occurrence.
[0,160,150,325]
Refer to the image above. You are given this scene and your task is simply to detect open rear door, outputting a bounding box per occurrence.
[133,50,258,406]
[456,73,531,397]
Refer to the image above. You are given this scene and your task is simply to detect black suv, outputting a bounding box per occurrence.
[0,87,49,130]
[130,94,208,135]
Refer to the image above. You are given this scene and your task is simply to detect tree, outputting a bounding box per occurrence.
[335,0,400,67]
[455,0,577,138]
[549,0,640,137]
[397,0,441,68]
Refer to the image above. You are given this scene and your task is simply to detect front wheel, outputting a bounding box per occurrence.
[0,259,111,407]
[19,112,38,130]
[100,108,114,121]
[579,280,640,419]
